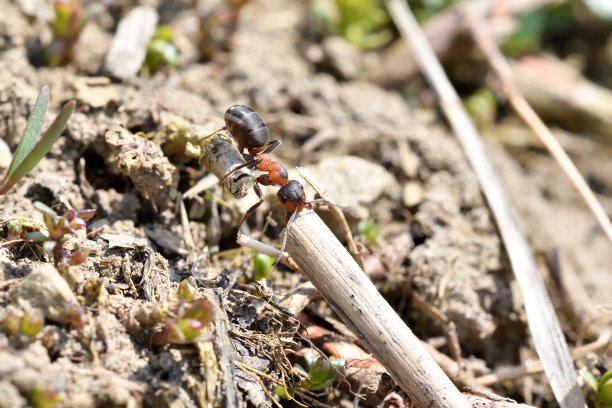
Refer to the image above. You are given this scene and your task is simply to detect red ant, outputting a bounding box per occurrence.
[205,105,314,264]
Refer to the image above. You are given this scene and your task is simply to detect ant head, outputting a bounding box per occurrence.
[277,180,304,205]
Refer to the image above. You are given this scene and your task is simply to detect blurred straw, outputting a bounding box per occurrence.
[466,13,612,247]
[385,0,586,407]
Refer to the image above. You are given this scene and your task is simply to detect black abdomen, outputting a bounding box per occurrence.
[224,105,269,151]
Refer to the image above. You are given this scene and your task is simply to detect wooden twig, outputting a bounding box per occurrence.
[476,330,612,387]
[466,14,612,248]
[284,210,471,408]
[207,289,243,407]
[385,1,585,407]
[236,232,304,274]
[371,0,559,87]
[296,166,365,271]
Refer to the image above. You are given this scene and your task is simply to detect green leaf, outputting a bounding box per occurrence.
[3,100,75,191]
[2,86,49,184]
[599,370,612,406]
[253,253,274,280]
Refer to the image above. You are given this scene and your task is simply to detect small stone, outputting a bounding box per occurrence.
[0,138,11,169]
[9,263,78,323]
[403,182,424,208]
[104,6,159,79]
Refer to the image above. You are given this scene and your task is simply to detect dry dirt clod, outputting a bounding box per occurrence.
[105,125,178,211]
[301,155,395,219]
[9,263,78,323]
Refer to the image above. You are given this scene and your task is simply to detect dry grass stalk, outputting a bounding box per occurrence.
[466,14,612,247]
[284,210,471,408]
[385,0,585,406]
[476,330,612,387]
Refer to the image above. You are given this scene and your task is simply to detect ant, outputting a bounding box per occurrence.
[205,105,314,264]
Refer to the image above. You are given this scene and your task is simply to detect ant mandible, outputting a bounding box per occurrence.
[205,105,313,263]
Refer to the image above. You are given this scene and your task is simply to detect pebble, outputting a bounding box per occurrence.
[9,263,78,323]
[104,6,159,79]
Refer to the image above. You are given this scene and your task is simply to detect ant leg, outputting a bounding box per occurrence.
[218,156,263,186]
[200,126,227,143]
[261,139,281,155]
[273,209,298,266]
[237,182,265,230]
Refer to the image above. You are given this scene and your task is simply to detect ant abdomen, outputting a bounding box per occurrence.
[224,105,269,152]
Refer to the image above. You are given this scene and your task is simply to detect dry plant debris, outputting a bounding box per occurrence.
[0,0,610,407]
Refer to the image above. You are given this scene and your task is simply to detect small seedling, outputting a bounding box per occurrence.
[277,352,345,399]
[30,385,62,408]
[177,277,197,303]
[27,201,95,272]
[311,0,392,49]
[0,86,75,195]
[253,253,274,281]
[152,299,214,345]
[152,280,214,345]
[143,25,178,74]
[357,218,382,246]
[63,300,86,338]
[45,0,85,66]
[581,367,612,407]
[2,308,44,344]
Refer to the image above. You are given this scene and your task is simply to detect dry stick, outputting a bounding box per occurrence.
[296,166,365,271]
[236,232,304,274]
[285,210,471,408]
[476,330,612,387]
[384,1,586,407]
[467,15,612,247]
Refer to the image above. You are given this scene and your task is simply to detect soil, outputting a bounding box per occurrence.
[0,0,611,407]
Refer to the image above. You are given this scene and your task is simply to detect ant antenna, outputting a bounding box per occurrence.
[273,208,298,266]
[306,198,350,212]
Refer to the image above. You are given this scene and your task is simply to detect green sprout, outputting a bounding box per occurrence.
[311,0,392,49]
[45,0,85,66]
[143,25,179,74]
[253,253,274,281]
[64,300,86,338]
[152,281,214,345]
[27,201,95,272]
[0,86,75,195]
[152,299,214,345]
[30,385,62,408]
[581,367,612,407]
[463,88,497,130]
[2,308,44,344]
[277,352,345,399]
[177,277,197,303]
[357,218,382,246]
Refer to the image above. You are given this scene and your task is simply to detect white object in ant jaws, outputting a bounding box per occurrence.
[199,131,254,199]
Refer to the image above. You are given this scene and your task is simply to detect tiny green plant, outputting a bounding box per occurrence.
[152,279,214,345]
[27,201,95,272]
[29,385,62,408]
[357,218,382,246]
[143,25,179,74]
[581,367,612,407]
[311,0,392,49]
[2,308,44,344]
[276,352,345,399]
[0,86,75,195]
[177,276,197,303]
[45,0,85,67]
[253,253,274,281]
